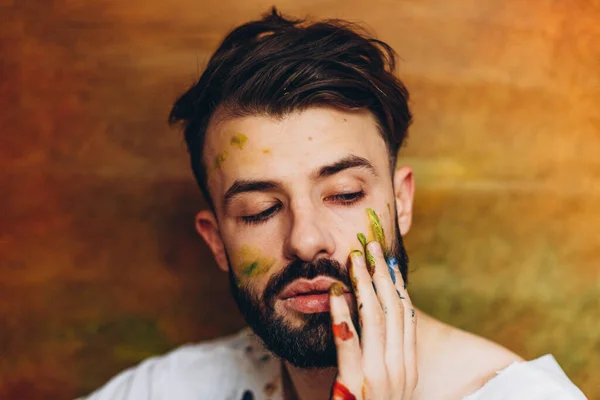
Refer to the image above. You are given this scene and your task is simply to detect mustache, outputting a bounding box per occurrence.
[262,257,352,304]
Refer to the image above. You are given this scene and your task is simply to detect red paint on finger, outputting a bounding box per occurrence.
[332,322,354,341]
[332,381,357,400]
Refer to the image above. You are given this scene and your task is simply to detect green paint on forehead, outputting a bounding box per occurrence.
[230,133,248,149]
[214,151,228,169]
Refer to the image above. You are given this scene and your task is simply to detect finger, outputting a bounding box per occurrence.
[331,380,360,400]
[390,257,418,396]
[329,282,362,398]
[367,241,406,394]
[367,241,404,316]
[349,250,388,398]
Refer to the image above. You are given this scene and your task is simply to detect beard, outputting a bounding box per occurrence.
[227,219,409,369]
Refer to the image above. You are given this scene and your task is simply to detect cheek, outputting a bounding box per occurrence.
[230,244,277,280]
[332,206,394,258]
[330,207,375,241]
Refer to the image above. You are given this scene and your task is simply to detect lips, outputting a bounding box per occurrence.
[279,277,350,299]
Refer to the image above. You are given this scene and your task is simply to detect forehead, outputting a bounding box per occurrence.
[204,107,389,199]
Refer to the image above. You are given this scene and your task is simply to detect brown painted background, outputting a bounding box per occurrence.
[1,1,598,399]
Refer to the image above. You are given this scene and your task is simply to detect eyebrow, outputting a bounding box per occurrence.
[223,154,378,209]
[312,154,378,180]
[223,180,283,209]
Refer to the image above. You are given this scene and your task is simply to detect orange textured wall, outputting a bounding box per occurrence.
[1,1,598,399]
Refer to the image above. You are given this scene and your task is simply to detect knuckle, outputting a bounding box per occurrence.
[362,365,388,388]
[365,306,386,327]
[385,361,404,378]
[405,369,419,391]
[374,308,386,325]
[395,301,406,317]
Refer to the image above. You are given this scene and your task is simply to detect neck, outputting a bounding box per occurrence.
[281,361,338,400]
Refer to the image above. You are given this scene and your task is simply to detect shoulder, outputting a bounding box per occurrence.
[463,354,588,399]
[81,328,280,400]
[416,314,586,399]
[418,319,524,399]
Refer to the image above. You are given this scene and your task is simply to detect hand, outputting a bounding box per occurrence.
[329,240,418,399]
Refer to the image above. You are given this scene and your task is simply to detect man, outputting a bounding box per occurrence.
[84,8,586,400]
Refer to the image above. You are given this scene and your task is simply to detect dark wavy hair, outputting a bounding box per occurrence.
[169,7,412,211]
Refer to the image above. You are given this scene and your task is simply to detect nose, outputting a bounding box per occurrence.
[283,201,336,263]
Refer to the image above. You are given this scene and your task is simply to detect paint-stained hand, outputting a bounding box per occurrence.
[328,241,417,400]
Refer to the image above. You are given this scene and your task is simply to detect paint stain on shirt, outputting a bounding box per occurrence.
[241,389,254,400]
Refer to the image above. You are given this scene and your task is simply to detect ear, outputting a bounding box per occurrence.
[393,166,415,236]
[195,210,229,272]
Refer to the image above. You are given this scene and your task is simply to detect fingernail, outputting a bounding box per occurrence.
[350,249,363,259]
[387,257,398,284]
[386,257,397,284]
[357,232,367,250]
[367,208,386,251]
[365,249,376,276]
[387,256,398,269]
[330,282,345,296]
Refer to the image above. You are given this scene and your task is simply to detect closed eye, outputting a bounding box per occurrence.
[327,191,365,205]
[240,203,281,225]
[240,191,365,226]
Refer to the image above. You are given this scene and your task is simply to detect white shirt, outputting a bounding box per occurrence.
[82,328,587,400]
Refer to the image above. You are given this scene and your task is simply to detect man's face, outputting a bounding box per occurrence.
[201,106,410,367]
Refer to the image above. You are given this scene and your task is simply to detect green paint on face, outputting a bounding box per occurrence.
[365,249,376,276]
[214,151,228,169]
[241,261,259,276]
[357,233,367,250]
[230,133,248,149]
[366,207,386,252]
[387,202,392,217]
[240,259,273,277]
[235,245,275,278]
